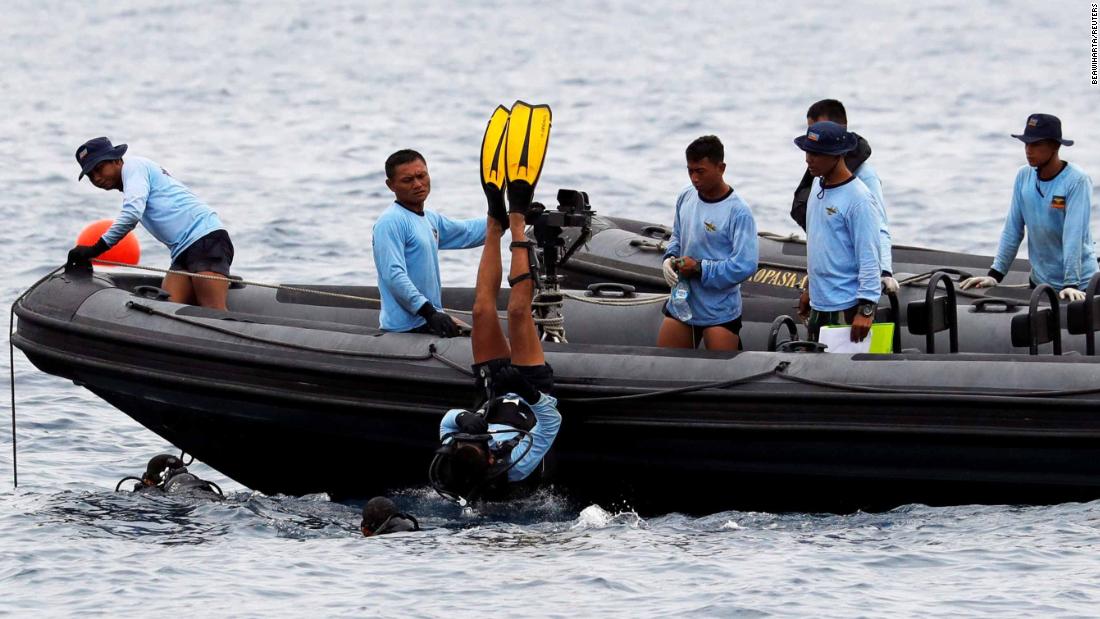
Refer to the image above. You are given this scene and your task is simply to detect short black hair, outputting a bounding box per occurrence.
[448,442,489,493]
[806,99,847,125]
[685,135,724,164]
[361,497,397,530]
[385,149,426,179]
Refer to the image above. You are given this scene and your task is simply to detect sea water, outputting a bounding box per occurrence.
[3,0,1100,615]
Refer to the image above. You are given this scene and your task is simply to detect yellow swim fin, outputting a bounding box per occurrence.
[480,105,510,227]
[505,100,552,212]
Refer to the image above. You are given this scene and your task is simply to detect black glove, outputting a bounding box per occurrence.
[455,410,489,435]
[417,302,459,338]
[492,365,540,403]
[67,238,110,266]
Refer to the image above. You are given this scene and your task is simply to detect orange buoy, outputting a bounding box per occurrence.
[76,219,141,266]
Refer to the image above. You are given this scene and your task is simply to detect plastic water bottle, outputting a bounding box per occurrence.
[669,280,692,322]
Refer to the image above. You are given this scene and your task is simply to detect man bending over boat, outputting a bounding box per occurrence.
[429,204,561,504]
[658,135,758,351]
[793,122,882,342]
[960,114,1096,301]
[68,137,235,310]
[373,150,487,337]
[791,99,897,294]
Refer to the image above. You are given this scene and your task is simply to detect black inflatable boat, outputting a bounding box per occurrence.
[558,216,1038,307]
[13,261,1100,513]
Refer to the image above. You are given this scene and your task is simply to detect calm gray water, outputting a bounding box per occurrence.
[4,0,1100,615]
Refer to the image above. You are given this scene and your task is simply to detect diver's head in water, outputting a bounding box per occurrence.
[361,497,420,537]
[142,454,184,486]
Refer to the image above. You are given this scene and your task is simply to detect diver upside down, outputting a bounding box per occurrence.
[428,208,562,505]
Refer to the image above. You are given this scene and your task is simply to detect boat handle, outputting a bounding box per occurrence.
[641,225,672,240]
[971,298,1020,313]
[586,282,637,298]
[133,285,171,301]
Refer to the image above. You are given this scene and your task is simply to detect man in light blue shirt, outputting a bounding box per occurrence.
[961,114,1097,301]
[68,137,234,310]
[794,122,882,343]
[792,99,896,293]
[659,135,758,351]
[372,149,486,335]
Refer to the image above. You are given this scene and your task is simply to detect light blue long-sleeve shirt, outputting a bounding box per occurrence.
[372,202,486,332]
[807,176,882,311]
[100,156,223,260]
[991,163,1097,289]
[662,186,759,325]
[440,392,561,482]
[854,162,893,275]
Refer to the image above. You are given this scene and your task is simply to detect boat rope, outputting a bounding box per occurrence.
[92,260,674,311]
[428,344,474,376]
[125,301,435,360]
[562,367,781,402]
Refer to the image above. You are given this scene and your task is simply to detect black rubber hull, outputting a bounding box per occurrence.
[14,270,1100,513]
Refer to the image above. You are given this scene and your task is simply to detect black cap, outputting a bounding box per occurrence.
[1011,114,1074,146]
[75,137,128,180]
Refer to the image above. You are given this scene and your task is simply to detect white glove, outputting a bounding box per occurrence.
[960,275,997,290]
[1059,287,1087,302]
[662,257,679,288]
[881,276,899,294]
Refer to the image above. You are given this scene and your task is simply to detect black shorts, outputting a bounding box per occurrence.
[471,357,554,405]
[170,229,234,277]
[661,306,743,335]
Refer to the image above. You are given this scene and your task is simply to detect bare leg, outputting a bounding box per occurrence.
[506,213,544,366]
[657,317,697,349]
[193,272,230,311]
[472,218,510,364]
[162,272,196,305]
[701,326,739,351]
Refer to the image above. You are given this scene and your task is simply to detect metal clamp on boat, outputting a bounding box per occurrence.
[1065,272,1100,356]
[1012,284,1062,355]
[907,271,959,354]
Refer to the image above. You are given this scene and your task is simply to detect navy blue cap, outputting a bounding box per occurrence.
[794,121,858,156]
[1012,113,1073,146]
[75,137,128,180]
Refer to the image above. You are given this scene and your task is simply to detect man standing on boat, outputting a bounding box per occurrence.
[960,114,1096,301]
[794,122,882,342]
[791,100,896,294]
[658,135,758,351]
[68,137,235,310]
[373,149,487,336]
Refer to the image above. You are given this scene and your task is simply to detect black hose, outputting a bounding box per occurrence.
[115,476,144,492]
[204,480,224,497]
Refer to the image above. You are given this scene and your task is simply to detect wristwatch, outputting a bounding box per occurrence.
[857,301,877,317]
